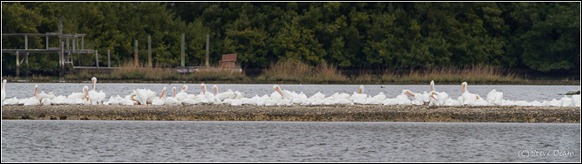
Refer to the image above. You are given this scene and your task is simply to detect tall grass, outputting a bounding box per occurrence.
[259,59,348,83]
[20,60,576,85]
[348,66,524,84]
[63,61,248,82]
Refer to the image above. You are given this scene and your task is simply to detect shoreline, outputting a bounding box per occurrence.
[1,105,580,123]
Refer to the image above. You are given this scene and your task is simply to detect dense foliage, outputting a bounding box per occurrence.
[2,2,580,76]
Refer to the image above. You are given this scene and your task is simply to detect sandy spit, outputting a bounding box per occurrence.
[1,105,580,123]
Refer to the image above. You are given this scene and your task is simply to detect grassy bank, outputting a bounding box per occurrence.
[2,105,579,123]
[2,61,579,85]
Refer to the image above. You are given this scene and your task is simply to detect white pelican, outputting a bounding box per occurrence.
[3,97,20,106]
[350,85,368,104]
[243,95,261,105]
[106,94,134,106]
[132,89,154,105]
[213,85,219,95]
[175,85,189,101]
[486,89,504,106]
[165,87,180,105]
[1,79,6,105]
[459,82,483,106]
[88,77,106,104]
[152,87,166,106]
[38,91,55,105]
[383,94,412,106]
[200,83,216,102]
[366,92,386,105]
[428,80,447,106]
[68,86,90,105]
[19,84,40,106]
[402,90,423,105]
[559,95,573,107]
[274,85,296,100]
[305,91,326,106]
[572,94,581,107]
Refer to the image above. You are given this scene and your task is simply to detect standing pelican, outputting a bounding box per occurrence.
[429,80,447,106]
[213,85,219,95]
[88,77,106,104]
[200,83,215,101]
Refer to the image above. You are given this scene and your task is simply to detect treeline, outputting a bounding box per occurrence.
[1,2,580,76]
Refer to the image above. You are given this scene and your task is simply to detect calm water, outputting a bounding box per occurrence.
[3,83,580,102]
[1,120,579,162]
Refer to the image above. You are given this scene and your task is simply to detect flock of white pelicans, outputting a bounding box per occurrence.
[0,77,580,107]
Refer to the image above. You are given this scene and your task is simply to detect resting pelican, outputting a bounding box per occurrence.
[366,92,386,105]
[402,90,423,105]
[88,77,106,104]
[152,87,166,106]
[164,87,180,105]
[459,82,483,106]
[132,89,154,105]
[67,86,90,105]
[19,84,40,106]
[1,79,6,105]
[274,85,296,100]
[350,85,368,104]
[486,89,504,106]
[572,94,581,107]
[175,85,189,101]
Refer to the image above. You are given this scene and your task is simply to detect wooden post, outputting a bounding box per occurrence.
[45,34,49,49]
[60,41,64,77]
[134,39,138,67]
[205,33,210,68]
[72,36,76,52]
[81,36,84,50]
[15,51,20,77]
[25,35,28,77]
[95,50,99,68]
[181,33,185,67]
[148,35,152,68]
[108,49,111,68]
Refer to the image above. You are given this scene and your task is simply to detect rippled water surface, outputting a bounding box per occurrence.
[1,120,579,162]
[3,83,580,102]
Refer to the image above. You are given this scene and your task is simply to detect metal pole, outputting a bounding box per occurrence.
[134,39,139,67]
[108,49,111,68]
[181,33,185,67]
[205,33,210,68]
[148,35,152,68]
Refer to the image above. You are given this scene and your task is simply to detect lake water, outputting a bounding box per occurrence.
[1,120,579,162]
[3,83,580,102]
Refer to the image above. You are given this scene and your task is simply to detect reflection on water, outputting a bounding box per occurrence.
[1,120,579,162]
